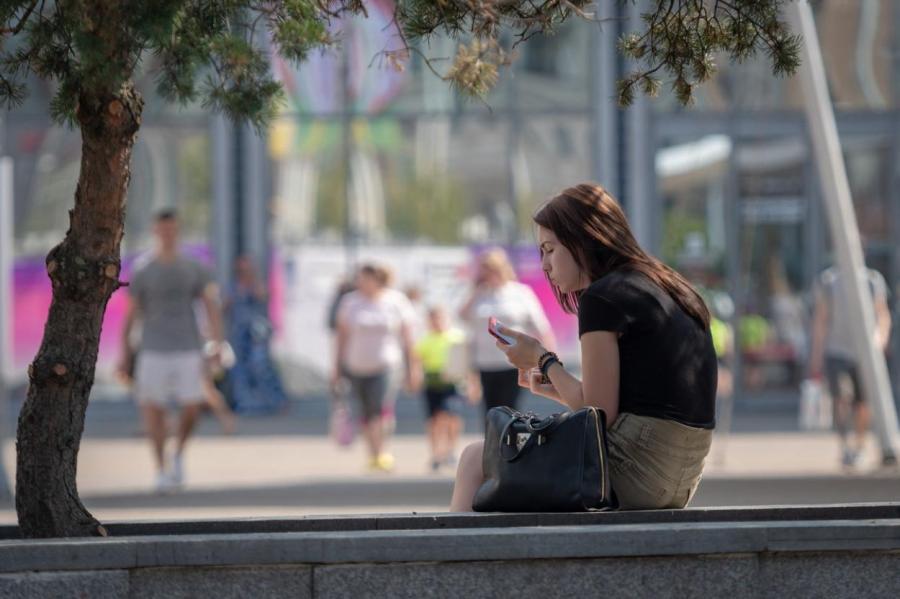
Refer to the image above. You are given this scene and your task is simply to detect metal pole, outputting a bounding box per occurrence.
[788,1,899,459]
[211,115,237,291]
[242,122,268,278]
[0,156,13,499]
[591,0,620,196]
[717,125,741,466]
[891,127,900,401]
[625,0,653,249]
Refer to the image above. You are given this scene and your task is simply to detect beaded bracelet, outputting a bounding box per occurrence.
[536,351,555,370]
[539,355,562,379]
[538,351,558,369]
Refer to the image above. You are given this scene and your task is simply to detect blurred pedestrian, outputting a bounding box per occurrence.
[459,248,555,417]
[810,264,893,468]
[117,209,225,492]
[333,263,418,472]
[415,306,466,472]
[223,255,288,414]
[120,305,236,435]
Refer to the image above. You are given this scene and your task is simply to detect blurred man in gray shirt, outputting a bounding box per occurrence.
[810,265,892,468]
[118,209,225,492]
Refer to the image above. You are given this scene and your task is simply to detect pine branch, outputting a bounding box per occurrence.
[618,0,800,106]
[0,0,38,35]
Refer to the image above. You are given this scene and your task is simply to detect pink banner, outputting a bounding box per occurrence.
[11,246,213,376]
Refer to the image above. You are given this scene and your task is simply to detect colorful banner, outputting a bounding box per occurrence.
[10,243,580,386]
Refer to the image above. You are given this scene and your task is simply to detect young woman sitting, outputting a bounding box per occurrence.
[450,183,717,511]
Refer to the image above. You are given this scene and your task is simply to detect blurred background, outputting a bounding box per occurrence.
[2,1,900,521]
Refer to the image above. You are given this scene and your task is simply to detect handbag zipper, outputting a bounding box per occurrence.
[591,407,607,502]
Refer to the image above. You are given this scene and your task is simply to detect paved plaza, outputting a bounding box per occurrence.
[2,393,900,524]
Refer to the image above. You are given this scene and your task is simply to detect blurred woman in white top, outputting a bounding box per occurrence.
[459,248,555,416]
[333,263,417,471]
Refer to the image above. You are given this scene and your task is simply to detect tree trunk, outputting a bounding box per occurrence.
[15,84,143,538]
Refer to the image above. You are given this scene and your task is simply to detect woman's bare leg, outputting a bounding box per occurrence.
[449,441,484,512]
[363,417,384,459]
[447,413,463,457]
[432,412,450,463]
[204,379,236,434]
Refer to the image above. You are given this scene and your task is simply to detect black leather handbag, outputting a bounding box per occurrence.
[473,406,615,512]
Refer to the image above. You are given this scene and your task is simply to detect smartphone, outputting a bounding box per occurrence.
[488,317,517,346]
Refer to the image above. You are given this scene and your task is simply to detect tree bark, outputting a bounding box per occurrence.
[15,84,143,538]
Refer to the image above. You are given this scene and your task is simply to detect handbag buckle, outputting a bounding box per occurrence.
[506,432,545,450]
[509,432,529,451]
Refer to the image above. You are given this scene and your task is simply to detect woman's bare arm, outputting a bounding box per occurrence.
[574,331,620,422]
[500,325,620,421]
[528,331,620,420]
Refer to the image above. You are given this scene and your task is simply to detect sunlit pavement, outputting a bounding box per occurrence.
[1,394,899,524]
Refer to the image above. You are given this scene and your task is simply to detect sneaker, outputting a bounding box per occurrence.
[154,471,175,495]
[169,454,184,487]
[374,453,395,472]
[881,454,898,468]
[841,447,859,468]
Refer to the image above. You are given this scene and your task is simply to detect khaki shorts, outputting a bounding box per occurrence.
[606,412,713,510]
[135,350,206,407]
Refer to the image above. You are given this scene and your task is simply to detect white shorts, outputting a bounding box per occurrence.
[135,350,206,406]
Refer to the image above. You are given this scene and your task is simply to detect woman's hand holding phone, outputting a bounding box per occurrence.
[488,317,517,346]
[491,318,545,370]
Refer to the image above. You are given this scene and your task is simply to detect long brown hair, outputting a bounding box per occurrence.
[533,183,710,328]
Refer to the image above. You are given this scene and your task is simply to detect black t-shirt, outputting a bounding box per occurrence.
[578,269,717,429]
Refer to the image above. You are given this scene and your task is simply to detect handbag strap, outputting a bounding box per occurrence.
[497,412,565,462]
[523,411,570,434]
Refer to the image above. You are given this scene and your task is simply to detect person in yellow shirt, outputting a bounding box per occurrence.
[415,306,466,472]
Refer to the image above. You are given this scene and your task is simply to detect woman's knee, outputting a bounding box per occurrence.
[458,441,484,477]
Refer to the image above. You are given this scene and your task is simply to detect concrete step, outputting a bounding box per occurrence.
[3,507,900,598]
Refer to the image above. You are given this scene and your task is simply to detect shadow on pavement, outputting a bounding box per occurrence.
[2,473,898,514]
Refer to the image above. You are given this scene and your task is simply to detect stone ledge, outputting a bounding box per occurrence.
[2,518,900,573]
[3,554,900,599]
[3,501,900,540]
